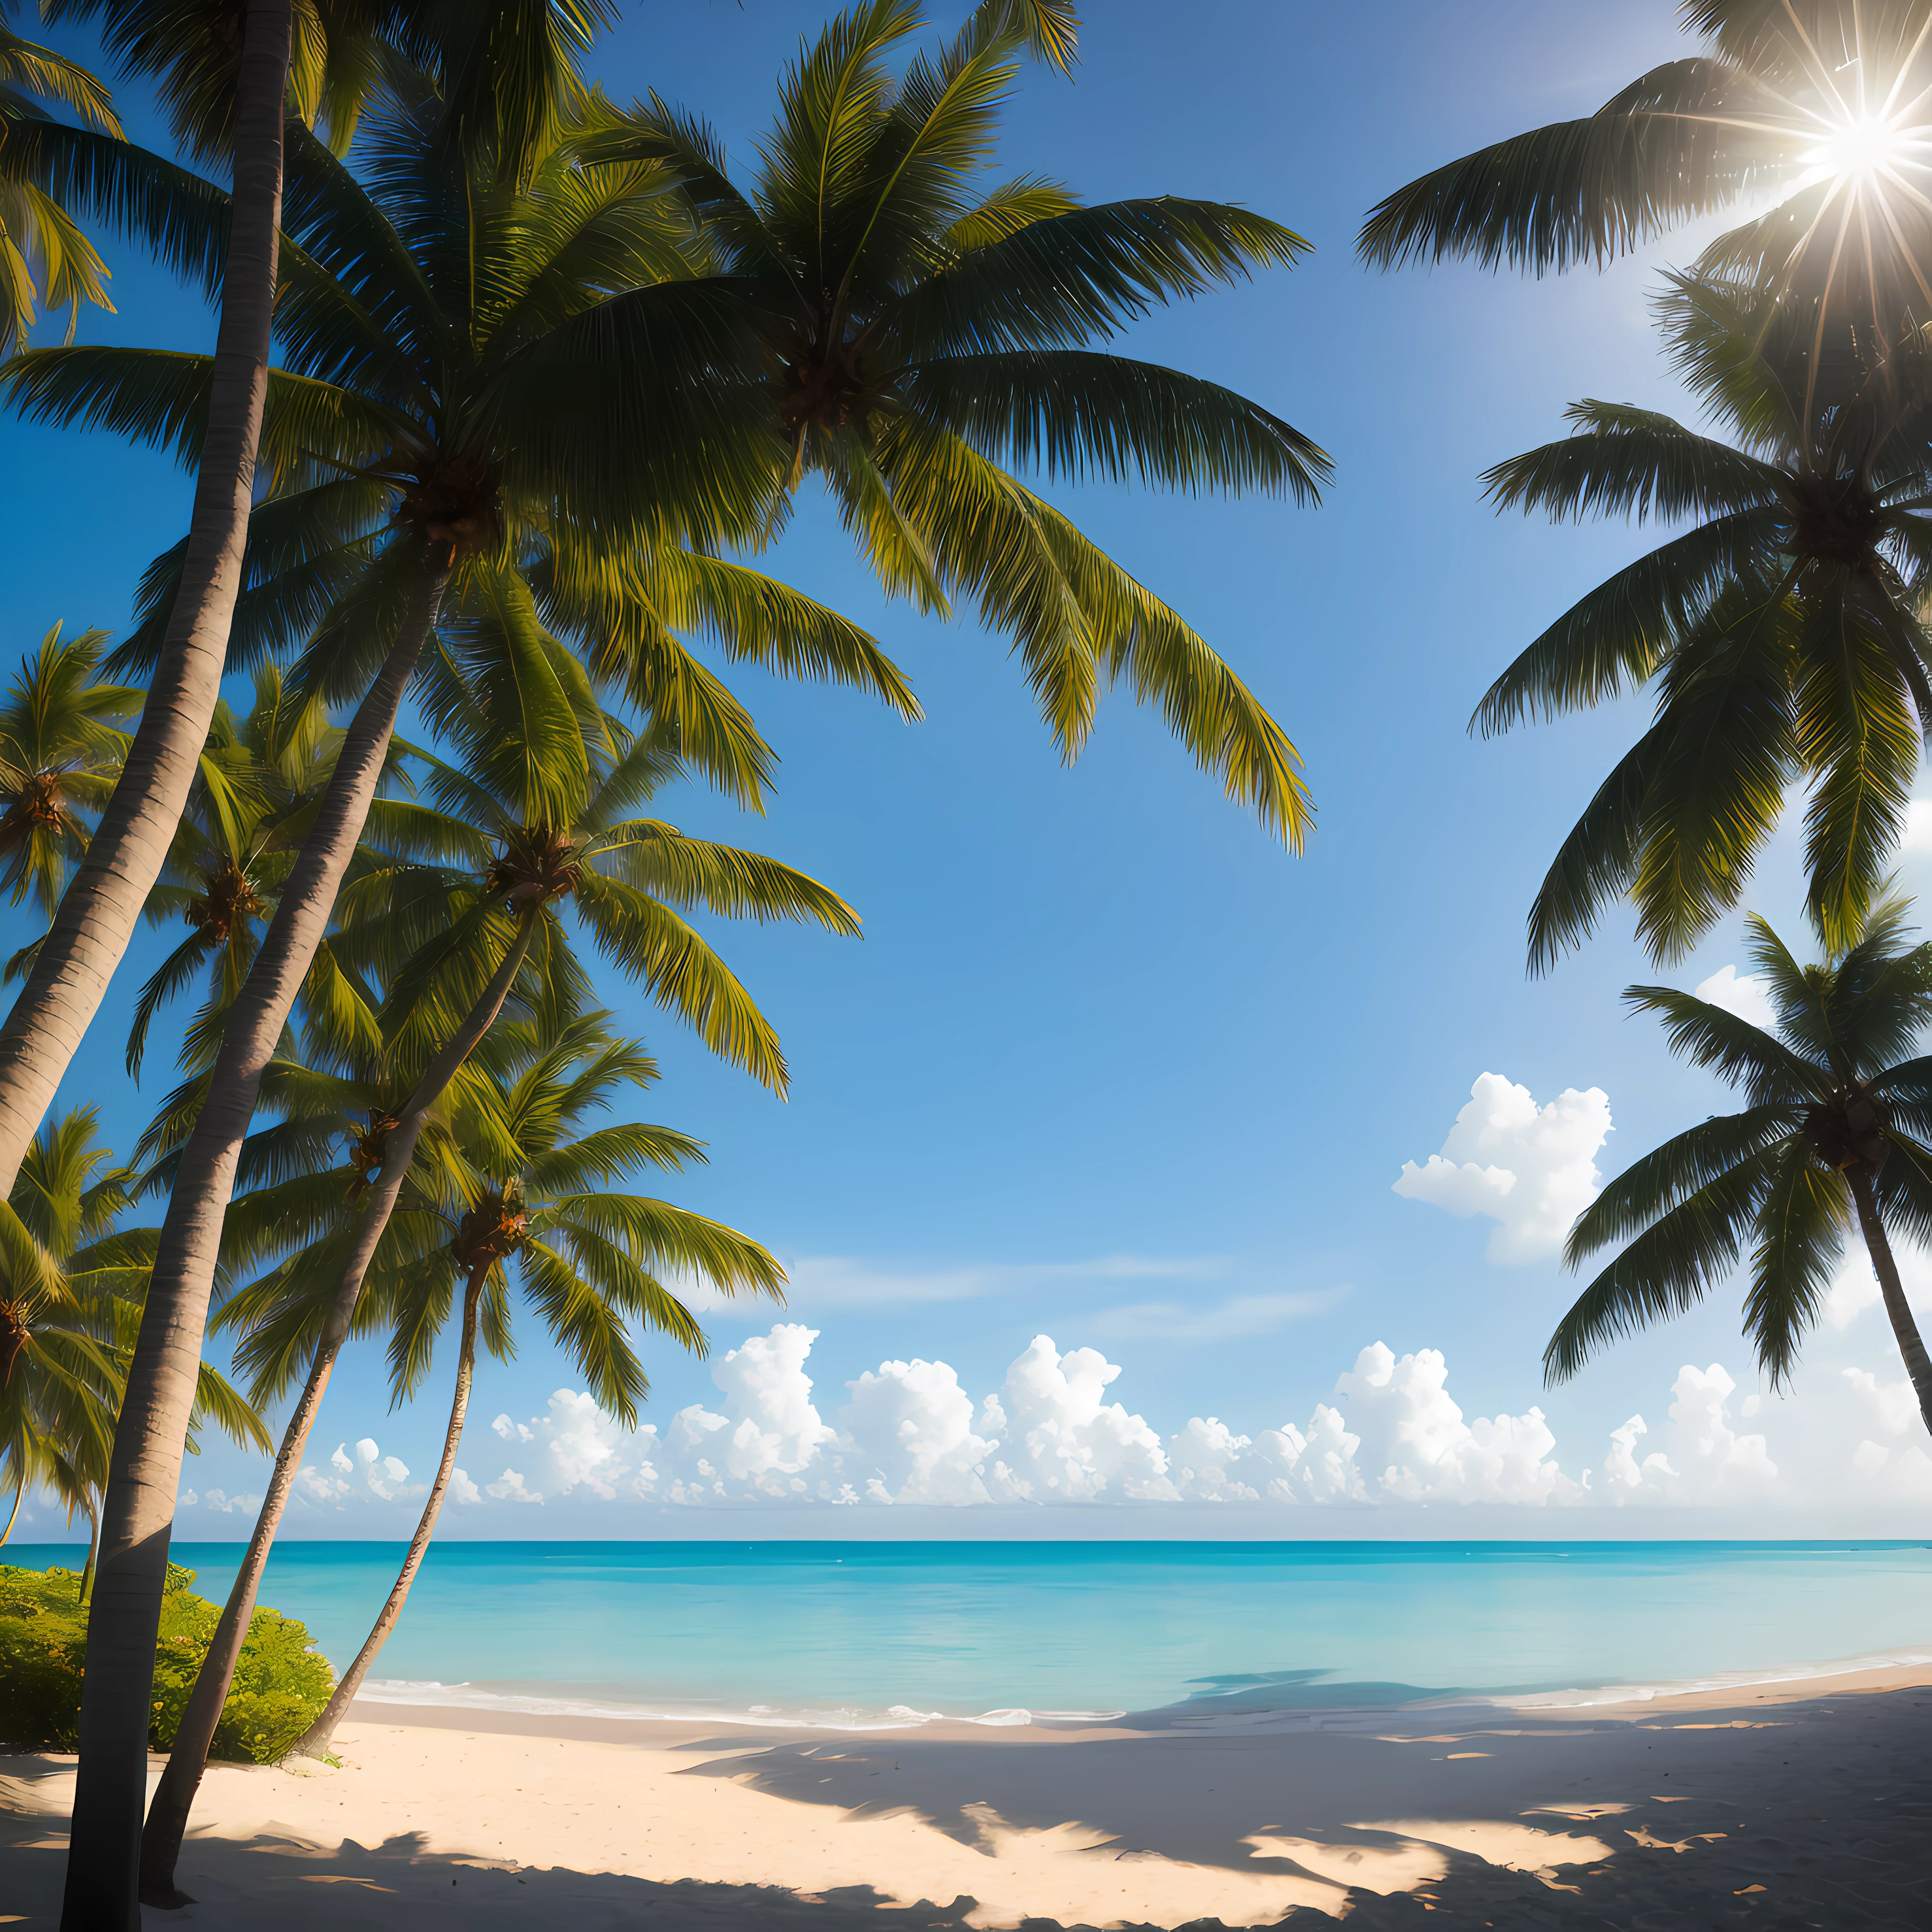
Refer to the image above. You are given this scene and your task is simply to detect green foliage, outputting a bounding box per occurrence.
[0,1561,333,1761]
[1546,899,1932,1409]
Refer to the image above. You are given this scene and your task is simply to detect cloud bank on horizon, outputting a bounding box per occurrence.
[263,1317,1930,1517]
[152,1056,1930,1526]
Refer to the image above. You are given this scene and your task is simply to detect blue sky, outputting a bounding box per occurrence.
[10,1,1931,1537]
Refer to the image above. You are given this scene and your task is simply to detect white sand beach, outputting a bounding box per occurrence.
[4,1665,1929,1928]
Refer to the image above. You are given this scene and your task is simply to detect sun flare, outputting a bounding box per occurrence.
[1804,112,1914,183]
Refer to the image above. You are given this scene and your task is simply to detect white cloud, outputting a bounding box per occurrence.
[837,1357,998,1504]
[1087,1289,1346,1341]
[293,1437,424,1511]
[1821,1244,1932,1332]
[450,1468,482,1505]
[175,1487,262,1515]
[1596,1365,1777,1503]
[1393,1073,1611,1262]
[982,1336,1178,1502]
[277,1321,1932,1517]
[486,1468,542,1503]
[1900,798,1932,853]
[1694,963,1779,1030]
[766,1251,1228,1310]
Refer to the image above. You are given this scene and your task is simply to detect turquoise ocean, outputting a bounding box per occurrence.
[11,1541,1932,1728]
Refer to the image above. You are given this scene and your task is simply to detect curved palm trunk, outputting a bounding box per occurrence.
[0,1473,20,1545]
[1848,1168,1932,1436]
[60,561,447,1932]
[291,1265,487,1760]
[139,911,541,1902]
[77,1499,100,1607]
[0,0,293,1207]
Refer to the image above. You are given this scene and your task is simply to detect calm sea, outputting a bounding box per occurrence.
[10,1541,1932,1728]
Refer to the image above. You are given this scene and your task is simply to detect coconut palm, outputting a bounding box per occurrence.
[1478,266,1932,971]
[0,0,306,1232]
[20,79,854,1921]
[592,0,1327,841]
[0,2,119,353]
[121,664,426,1080]
[0,624,138,929]
[0,4,621,1222]
[1358,2,1932,319]
[0,1109,265,1578]
[289,1009,785,1760]
[139,624,858,1891]
[1552,898,1932,1439]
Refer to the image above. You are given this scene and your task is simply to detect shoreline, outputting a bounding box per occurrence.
[342,1641,1932,1737]
[7,1666,1932,1926]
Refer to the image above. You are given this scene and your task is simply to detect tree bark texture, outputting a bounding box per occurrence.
[59,562,446,1932]
[139,912,540,1898]
[292,1266,486,1759]
[1849,1166,1932,1437]
[0,0,293,1208]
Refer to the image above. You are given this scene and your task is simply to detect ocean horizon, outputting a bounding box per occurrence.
[11,1539,1930,1731]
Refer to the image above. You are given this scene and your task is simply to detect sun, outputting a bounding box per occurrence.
[1804,113,1913,184]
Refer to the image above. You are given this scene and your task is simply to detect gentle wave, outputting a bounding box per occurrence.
[1500,1644,1932,1711]
[355,1678,1128,1731]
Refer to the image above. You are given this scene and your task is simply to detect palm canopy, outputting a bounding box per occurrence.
[593,0,1328,844]
[1478,267,1932,971]
[121,664,403,1080]
[4,75,918,809]
[374,1010,783,1422]
[219,1013,783,1423]
[0,1,118,354]
[0,623,138,921]
[326,584,862,1099]
[1359,2,1932,332]
[1552,899,1932,1435]
[0,1108,266,1533]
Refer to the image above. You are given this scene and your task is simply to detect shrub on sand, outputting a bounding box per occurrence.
[0,1562,332,1760]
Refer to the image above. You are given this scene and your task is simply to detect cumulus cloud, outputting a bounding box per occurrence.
[292,1435,424,1511]
[1596,1364,1777,1503]
[1694,963,1779,1030]
[281,1322,1931,1518]
[1393,1073,1611,1262]
[175,1486,262,1516]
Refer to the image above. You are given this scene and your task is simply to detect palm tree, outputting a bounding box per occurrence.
[0,624,138,929]
[1552,898,1932,1438]
[120,664,424,1081]
[1478,266,1932,971]
[0,4,619,1226]
[18,74,786,1928]
[289,1009,785,1759]
[0,0,303,1243]
[1357,3,1932,320]
[0,1,119,353]
[0,1109,265,1579]
[596,0,1328,841]
[139,622,858,1893]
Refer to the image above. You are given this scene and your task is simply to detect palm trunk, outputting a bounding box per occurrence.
[0,0,293,1209]
[139,911,541,1901]
[291,1265,487,1760]
[77,1499,100,1607]
[60,559,447,1932]
[1848,1167,1932,1436]
[0,1473,20,1545]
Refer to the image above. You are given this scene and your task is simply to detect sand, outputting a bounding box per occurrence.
[3,1665,1930,1928]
